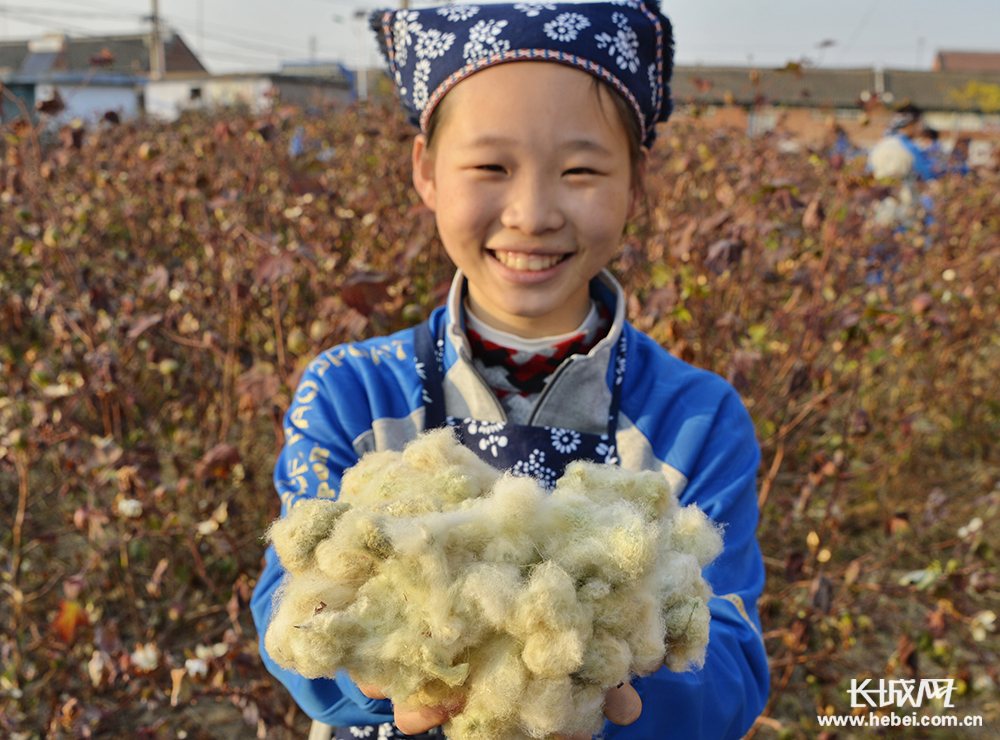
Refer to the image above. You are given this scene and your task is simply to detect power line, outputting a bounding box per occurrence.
[168,18,308,60]
[0,6,308,64]
[0,6,144,20]
[837,0,883,63]
[43,0,147,17]
[0,7,110,37]
[163,11,315,50]
[196,48,292,67]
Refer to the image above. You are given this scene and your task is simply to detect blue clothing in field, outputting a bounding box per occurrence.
[894,134,939,181]
[250,271,770,740]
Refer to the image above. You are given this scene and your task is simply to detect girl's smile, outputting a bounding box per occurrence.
[412,61,639,338]
[489,249,569,273]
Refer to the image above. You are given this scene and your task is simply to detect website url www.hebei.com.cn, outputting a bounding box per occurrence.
[818,712,985,728]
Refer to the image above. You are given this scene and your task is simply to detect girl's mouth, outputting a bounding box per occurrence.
[489,250,570,272]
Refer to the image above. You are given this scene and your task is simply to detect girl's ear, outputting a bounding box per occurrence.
[412,134,438,213]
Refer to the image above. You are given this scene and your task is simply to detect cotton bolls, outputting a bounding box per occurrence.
[868,136,916,180]
[265,429,723,740]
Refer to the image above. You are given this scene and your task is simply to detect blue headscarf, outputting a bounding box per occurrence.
[372,1,674,146]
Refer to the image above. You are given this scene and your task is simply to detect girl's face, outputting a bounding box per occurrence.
[413,62,637,338]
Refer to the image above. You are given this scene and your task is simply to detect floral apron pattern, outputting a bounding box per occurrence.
[414,318,626,486]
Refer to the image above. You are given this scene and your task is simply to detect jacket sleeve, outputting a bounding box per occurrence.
[249,355,395,726]
[606,385,769,740]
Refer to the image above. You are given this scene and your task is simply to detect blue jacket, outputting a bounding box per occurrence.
[250,271,770,739]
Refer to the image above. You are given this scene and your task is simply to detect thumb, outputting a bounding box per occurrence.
[604,682,642,726]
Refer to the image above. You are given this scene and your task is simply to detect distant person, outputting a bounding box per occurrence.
[867,106,938,181]
[943,136,971,176]
[917,126,949,175]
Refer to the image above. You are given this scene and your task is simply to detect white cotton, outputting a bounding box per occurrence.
[264,431,725,740]
[868,136,915,180]
[668,505,724,567]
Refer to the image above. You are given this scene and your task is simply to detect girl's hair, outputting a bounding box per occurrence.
[424,70,646,192]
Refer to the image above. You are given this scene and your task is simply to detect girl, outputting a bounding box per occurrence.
[251,3,769,739]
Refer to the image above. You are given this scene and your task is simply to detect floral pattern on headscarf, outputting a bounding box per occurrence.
[375,1,674,146]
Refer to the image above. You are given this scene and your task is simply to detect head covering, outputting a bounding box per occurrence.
[884,103,922,136]
[885,112,919,136]
[372,1,674,146]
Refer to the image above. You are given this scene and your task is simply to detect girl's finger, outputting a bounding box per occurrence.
[394,704,451,736]
[394,694,465,735]
[357,684,387,700]
[603,682,642,726]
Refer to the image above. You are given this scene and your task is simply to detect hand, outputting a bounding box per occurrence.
[358,681,640,738]
[555,682,643,740]
[357,684,465,736]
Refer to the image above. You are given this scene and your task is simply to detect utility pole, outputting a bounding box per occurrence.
[353,9,367,100]
[149,0,166,80]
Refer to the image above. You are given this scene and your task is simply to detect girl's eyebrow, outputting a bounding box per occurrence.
[465,134,614,156]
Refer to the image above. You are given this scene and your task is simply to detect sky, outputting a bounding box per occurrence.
[1,0,999,75]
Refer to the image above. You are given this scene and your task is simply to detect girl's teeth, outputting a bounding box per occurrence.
[494,251,564,271]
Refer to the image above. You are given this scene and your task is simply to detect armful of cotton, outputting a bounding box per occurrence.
[265,429,723,740]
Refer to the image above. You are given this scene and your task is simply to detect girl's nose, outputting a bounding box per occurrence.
[500,173,565,235]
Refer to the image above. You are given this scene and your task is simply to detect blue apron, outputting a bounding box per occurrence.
[336,317,626,739]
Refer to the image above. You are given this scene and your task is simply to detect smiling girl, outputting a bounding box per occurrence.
[251,3,769,739]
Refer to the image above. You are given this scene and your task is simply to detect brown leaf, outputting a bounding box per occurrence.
[697,208,733,236]
[671,219,698,260]
[926,607,947,639]
[126,313,163,341]
[146,558,170,598]
[787,617,811,652]
[705,238,745,273]
[170,668,189,707]
[843,559,862,586]
[255,253,295,285]
[255,122,279,142]
[928,310,951,328]
[885,512,911,536]
[850,409,871,436]
[670,339,695,363]
[788,362,812,397]
[288,171,328,196]
[213,121,233,141]
[36,88,66,115]
[236,366,281,414]
[803,198,824,231]
[809,574,834,615]
[642,286,678,319]
[141,265,169,296]
[715,182,735,208]
[784,551,805,582]
[896,634,918,678]
[52,599,89,643]
[340,271,391,317]
[194,443,241,480]
[969,569,997,593]
[60,125,85,150]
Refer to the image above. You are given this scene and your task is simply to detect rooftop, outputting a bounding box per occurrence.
[671,64,1000,113]
[935,51,1000,73]
[0,32,207,78]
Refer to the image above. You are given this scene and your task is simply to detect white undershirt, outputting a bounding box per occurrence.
[463,299,601,351]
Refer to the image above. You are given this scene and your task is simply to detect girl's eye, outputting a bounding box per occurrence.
[564,167,600,176]
[476,164,507,174]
